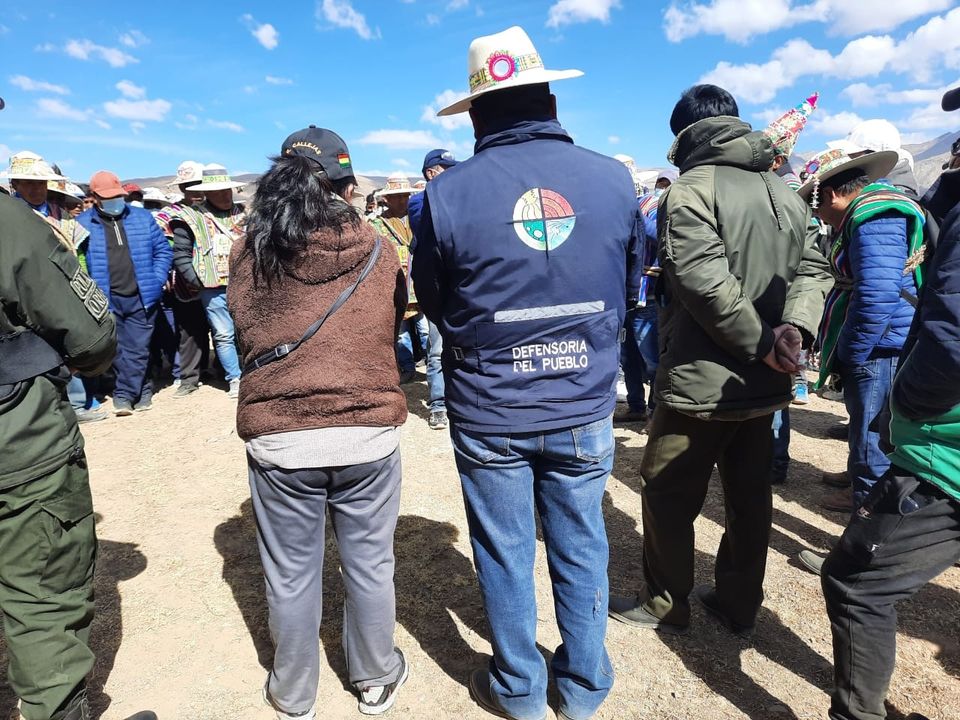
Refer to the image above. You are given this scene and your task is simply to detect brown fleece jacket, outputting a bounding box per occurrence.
[228,220,408,440]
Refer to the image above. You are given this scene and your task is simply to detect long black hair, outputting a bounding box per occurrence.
[244,154,360,287]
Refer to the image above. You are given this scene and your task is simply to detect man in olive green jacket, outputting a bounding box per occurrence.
[610,85,832,636]
[0,195,158,720]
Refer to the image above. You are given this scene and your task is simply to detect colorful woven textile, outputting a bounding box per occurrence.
[815,183,926,389]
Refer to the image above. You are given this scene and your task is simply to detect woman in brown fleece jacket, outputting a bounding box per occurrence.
[227,129,410,719]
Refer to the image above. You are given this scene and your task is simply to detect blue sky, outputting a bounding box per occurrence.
[2,0,960,183]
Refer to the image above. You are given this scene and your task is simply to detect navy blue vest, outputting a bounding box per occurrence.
[420,119,642,433]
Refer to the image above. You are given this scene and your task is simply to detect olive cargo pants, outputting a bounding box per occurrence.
[0,455,96,720]
[638,407,774,628]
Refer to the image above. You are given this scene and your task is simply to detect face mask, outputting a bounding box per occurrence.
[99,198,126,216]
[654,188,665,198]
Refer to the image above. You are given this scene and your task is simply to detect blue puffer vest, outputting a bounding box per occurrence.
[78,204,172,309]
[416,118,643,433]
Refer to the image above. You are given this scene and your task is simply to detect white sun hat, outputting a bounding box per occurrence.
[142,187,172,205]
[169,160,205,189]
[190,163,245,192]
[437,25,583,117]
[378,172,417,196]
[6,151,65,181]
[828,119,902,155]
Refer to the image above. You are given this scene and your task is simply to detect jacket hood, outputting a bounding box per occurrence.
[283,220,374,285]
[885,158,920,199]
[476,118,573,154]
[668,116,775,174]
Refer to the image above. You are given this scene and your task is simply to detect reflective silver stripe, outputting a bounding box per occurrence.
[494,301,605,323]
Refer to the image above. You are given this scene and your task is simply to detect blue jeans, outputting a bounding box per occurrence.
[771,408,791,481]
[66,375,98,411]
[840,355,898,508]
[111,293,158,403]
[199,287,241,382]
[427,320,445,411]
[451,416,615,720]
[620,306,658,414]
[396,313,429,373]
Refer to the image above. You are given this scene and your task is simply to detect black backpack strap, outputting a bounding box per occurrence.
[243,237,382,374]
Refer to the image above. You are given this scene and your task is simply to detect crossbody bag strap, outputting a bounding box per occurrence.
[243,236,382,374]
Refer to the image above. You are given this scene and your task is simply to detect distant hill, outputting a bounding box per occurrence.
[905,131,959,191]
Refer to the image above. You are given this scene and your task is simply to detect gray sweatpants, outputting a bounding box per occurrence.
[248,448,404,714]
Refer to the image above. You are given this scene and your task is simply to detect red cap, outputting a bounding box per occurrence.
[122,183,142,193]
[89,171,126,199]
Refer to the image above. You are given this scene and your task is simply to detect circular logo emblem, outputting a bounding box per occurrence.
[512,188,577,252]
[488,52,517,83]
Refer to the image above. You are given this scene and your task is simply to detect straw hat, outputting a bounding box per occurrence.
[47,179,85,199]
[437,26,583,116]
[190,163,245,192]
[142,187,172,206]
[378,172,416,197]
[6,151,65,181]
[797,148,899,206]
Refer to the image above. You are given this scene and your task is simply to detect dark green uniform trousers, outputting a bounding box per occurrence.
[0,456,96,720]
[638,406,774,628]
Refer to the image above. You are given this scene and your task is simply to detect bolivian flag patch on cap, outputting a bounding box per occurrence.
[338,153,351,168]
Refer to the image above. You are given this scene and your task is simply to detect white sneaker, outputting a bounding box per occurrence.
[359,649,409,715]
[228,378,240,399]
[262,680,316,720]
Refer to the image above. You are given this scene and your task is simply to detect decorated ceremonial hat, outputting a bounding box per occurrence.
[171,160,205,189]
[764,92,818,159]
[378,172,416,196]
[797,148,899,206]
[437,25,583,116]
[191,164,245,192]
[6,151,65,181]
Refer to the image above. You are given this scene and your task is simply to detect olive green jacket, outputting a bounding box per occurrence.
[0,196,117,488]
[655,116,833,418]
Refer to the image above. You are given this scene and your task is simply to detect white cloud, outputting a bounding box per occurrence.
[426,13,441,25]
[241,14,280,50]
[358,129,444,150]
[64,39,138,67]
[118,30,149,48]
[9,75,69,95]
[700,8,960,103]
[421,89,472,130]
[94,119,111,130]
[392,158,412,167]
[36,98,90,122]
[130,121,146,135]
[104,98,172,122]
[809,110,866,137]
[265,75,294,85]
[0,144,11,163]
[608,135,621,144]
[115,80,146,100]
[547,0,622,28]
[841,82,945,107]
[447,0,469,9]
[663,0,951,43]
[208,119,245,133]
[317,0,380,40]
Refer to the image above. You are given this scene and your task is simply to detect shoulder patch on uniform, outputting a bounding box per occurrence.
[69,267,109,323]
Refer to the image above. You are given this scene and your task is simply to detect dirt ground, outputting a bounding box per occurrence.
[1,375,958,720]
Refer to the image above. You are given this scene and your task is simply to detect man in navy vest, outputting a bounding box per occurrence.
[413,26,642,720]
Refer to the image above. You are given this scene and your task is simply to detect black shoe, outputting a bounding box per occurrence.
[135,396,153,412]
[616,408,648,423]
[398,370,417,385]
[358,648,409,715]
[172,383,198,399]
[123,714,159,720]
[905,714,931,720]
[469,668,522,719]
[769,472,788,486]
[113,399,134,416]
[607,594,688,634]
[692,585,755,638]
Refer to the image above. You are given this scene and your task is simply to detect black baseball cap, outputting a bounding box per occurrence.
[281,125,355,182]
[943,86,960,112]
[422,148,458,177]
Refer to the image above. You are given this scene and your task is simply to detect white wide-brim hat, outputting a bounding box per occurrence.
[6,151,65,181]
[797,149,899,203]
[191,163,245,192]
[378,172,416,196]
[438,25,583,117]
[142,187,172,205]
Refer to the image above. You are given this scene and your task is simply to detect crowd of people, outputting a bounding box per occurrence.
[2,21,960,720]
